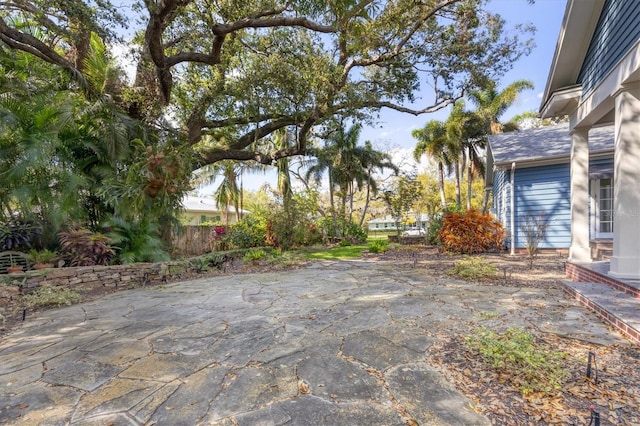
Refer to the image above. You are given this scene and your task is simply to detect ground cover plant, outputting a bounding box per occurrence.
[242,248,267,263]
[447,256,497,280]
[466,327,569,395]
[22,286,81,308]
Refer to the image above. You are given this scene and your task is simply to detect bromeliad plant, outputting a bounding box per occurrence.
[58,228,115,266]
[0,219,41,251]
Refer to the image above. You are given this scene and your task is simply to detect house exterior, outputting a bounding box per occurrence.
[539,0,640,279]
[486,123,614,254]
[181,196,249,225]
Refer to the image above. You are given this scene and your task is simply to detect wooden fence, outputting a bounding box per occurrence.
[172,226,215,256]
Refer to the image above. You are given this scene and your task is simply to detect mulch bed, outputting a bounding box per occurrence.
[370,246,640,425]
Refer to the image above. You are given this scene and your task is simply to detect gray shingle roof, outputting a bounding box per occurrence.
[488,122,614,166]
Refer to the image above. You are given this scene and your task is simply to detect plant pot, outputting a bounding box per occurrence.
[33,263,54,270]
[7,266,24,274]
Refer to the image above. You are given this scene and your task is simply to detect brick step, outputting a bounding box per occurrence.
[564,281,640,346]
[566,262,640,299]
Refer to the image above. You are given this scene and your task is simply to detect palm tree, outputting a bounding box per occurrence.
[466,79,534,210]
[357,140,398,227]
[308,122,397,236]
[412,121,458,209]
[466,80,535,134]
[446,101,487,210]
[213,161,242,224]
[273,129,294,211]
[306,135,342,237]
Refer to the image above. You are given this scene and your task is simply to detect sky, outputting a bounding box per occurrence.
[359,0,566,150]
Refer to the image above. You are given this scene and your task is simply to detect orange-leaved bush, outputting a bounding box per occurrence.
[439,210,505,254]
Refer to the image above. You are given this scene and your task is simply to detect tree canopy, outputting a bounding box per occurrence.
[0,0,535,169]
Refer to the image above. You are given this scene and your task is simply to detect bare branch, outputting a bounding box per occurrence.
[0,17,72,68]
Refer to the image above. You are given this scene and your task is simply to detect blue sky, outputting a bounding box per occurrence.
[359,0,566,150]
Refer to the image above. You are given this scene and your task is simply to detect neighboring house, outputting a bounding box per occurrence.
[486,123,614,255]
[368,216,400,232]
[181,196,249,225]
[367,214,429,232]
[539,0,640,279]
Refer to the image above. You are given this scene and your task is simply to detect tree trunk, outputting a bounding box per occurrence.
[348,182,354,223]
[359,176,371,227]
[454,161,461,209]
[467,161,473,210]
[329,173,340,238]
[438,162,447,210]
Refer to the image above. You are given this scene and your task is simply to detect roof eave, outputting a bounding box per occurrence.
[540,85,582,118]
[540,0,606,111]
[494,148,614,169]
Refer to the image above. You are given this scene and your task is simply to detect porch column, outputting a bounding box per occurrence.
[609,84,640,279]
[569,127,591,262]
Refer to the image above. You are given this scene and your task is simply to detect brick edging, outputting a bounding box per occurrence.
[565,262,640,298]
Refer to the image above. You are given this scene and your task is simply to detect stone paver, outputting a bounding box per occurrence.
[0,260,629,425]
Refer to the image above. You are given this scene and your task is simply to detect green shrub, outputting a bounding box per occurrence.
[105,217,169,264]
[243,248,267,262]
[339,239,352,247]
[426,216,443,245]
[368,239,388,253]
[221,216,266,249]
[343,222,368,243]
[28,249,57,264]
[466,327,569,395]
[447,256,496,280]
[23,286,81,308]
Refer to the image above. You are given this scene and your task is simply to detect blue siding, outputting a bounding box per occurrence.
[492,169,510,238]
[494,158,615,249]
[578,0,640,95]
[513,164,571,249]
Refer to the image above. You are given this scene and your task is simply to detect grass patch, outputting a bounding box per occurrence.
[466,327,569,395]
[303,243,368,260]
[22,286,81,308]
[447,256,496,280]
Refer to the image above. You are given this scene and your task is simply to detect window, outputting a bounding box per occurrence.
[591,178,614,238]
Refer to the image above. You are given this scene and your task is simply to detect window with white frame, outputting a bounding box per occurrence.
[591,178,614,239]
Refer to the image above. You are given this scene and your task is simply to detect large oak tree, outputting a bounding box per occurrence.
[0,0,534,170]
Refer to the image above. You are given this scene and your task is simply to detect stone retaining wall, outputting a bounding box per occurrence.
[0,263,169,300]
